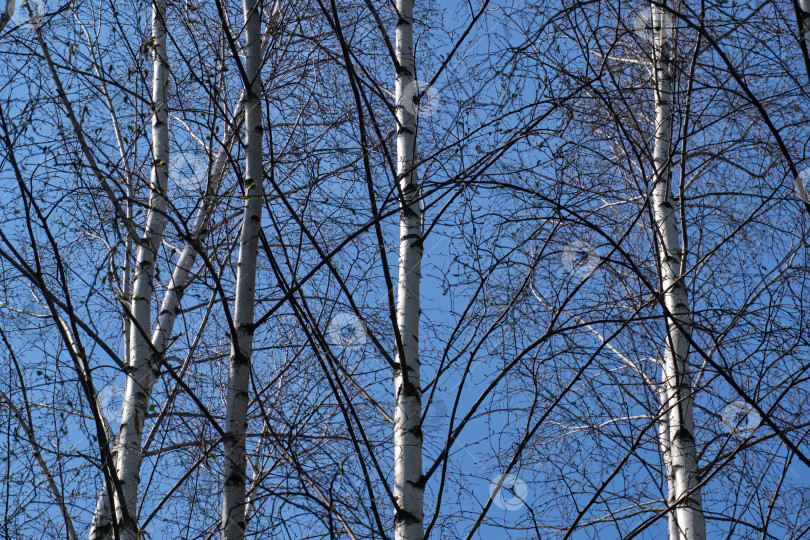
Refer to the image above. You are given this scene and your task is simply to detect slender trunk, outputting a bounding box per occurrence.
[657,387,679,539]
[800,0,810,58]
[88,103,243,540]
[89,17,274,534]
[221,0,263,537]
[1,0,12,32]
[88,166,135,540]
[44,314,116,540]
[0,390,78,540]
[152,112,242,354]
[113,0,169,536]
[650,4,705,539]
[392,0,423,538]
[88,484,113,540]
[87,401,119,540]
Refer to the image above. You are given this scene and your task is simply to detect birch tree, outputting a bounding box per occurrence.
[648,3,705,538]
[111,0,170,537]
[1,1,810,539]
[392,0,424,537]
[221,0,265,536]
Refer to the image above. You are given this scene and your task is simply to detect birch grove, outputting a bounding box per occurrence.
[0,0,809,538]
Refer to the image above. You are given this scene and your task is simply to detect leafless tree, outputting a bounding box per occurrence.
[0,1,809,539]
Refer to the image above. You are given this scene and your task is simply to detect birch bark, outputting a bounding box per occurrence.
[0,0,11,32]
[650,4,706,539]
[109,0,169,540]
[88,102,243,540]
[111,0,170,536]
[220,0,263,537]
[393,0,424,538]
[800,0,810,60]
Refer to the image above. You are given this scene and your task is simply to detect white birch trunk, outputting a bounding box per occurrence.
[88,205,133,540]
[88,116,137,540]
[1,0,12,32]
[800,0,810,51]
[393,0,423,538]
[650,4,705,539]
[657,386,679,539]
[221,0,263,536]
[88,485,113,540]
[112,0,169,536]
[152,114,242,355]
[87,104,242,540]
